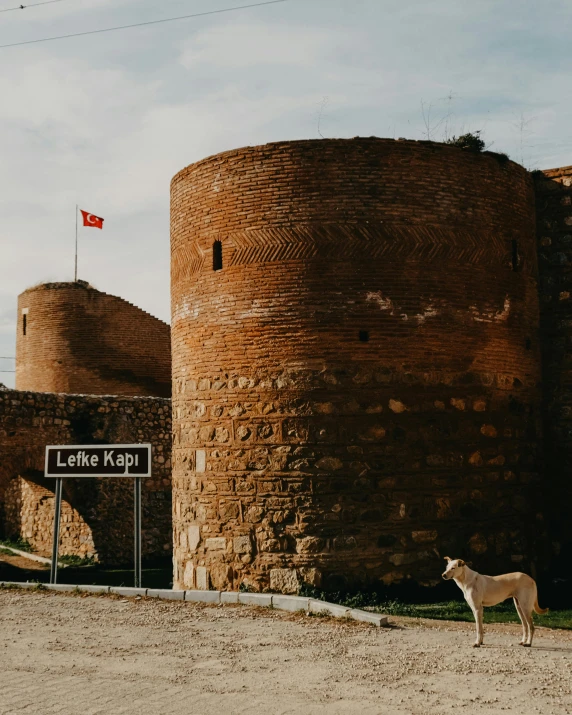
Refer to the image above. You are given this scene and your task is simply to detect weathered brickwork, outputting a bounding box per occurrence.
[0,388,172,565]
[170,138,543,593]
[16,281,171,398]
[534,166,572,560]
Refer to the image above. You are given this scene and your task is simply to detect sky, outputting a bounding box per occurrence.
[1,0,571,387]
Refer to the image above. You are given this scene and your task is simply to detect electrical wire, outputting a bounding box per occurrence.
[0,0,69,13]
[0,0,290,48]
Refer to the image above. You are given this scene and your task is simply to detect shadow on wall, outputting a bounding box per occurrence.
[0,390,173,567]
[535,169,572,575]
[4,471,144,566]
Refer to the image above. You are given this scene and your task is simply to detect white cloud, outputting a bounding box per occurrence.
[1,0,572,382]
[180,22,354,69]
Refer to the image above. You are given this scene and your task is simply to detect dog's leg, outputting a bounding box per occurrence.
[518,592,535,646]
[523,595,535,646]
[476,605,484,646]
[468,599,484,647]
[528,615,535,647]
[513,597,527,645]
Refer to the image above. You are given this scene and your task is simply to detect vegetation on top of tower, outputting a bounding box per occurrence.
[443,131,511,165]
[444,131,486,152]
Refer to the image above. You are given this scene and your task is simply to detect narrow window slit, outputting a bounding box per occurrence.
[213,240,223,271]
[22,314,27,336]
[511,240,519,272]
[359,330,369,342]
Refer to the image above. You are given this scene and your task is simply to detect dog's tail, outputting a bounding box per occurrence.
[534,597,549,615]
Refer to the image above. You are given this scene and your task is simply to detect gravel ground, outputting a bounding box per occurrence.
[1,588,571,715]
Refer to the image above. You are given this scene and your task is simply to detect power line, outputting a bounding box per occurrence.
[0,356,15,359]
[0,370,15,373]
[0,0,69,13]
[0,0,290,48]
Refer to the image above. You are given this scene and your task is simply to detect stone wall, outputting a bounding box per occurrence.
[534,166,572,563]
[0,388,172,566]
[16,281,171,398]
[170,138,543,593]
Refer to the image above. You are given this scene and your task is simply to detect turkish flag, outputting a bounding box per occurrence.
[80,210,104,229]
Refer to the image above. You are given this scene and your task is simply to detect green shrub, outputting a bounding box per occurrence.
[444,131,485,152]
[0,538,34,553]
[58,554,96,567]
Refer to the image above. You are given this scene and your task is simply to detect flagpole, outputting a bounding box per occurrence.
[74,204,78,282]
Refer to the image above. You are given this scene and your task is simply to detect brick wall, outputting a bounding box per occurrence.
[0,388,172,566]
[534,166,572,562]
[170,138,543,593]
[16,281,171,398]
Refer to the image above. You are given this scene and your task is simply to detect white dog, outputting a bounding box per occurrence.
[441,557,548,647]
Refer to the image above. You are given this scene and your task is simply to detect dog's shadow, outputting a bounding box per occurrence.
[529,645,572,653]
[382,621,406,631]
[484,644,572,653]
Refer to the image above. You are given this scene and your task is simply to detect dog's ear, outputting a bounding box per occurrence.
[444,556,451,562]
[457,559,465,567]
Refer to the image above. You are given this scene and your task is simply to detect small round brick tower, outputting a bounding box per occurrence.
[16,281,171,397]
[171,138,542,593]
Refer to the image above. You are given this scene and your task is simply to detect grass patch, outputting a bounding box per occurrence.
[369,599,572,630]
[0,538,34,553]
[58,555,96,567]
[298,586,572,630]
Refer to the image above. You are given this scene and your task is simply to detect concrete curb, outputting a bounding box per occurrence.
[309,599,351,618]
[110,587,147,598]
[238,592,273,607]
[146,588,185,600]
[0,582,388,626]
[221,591,239,604]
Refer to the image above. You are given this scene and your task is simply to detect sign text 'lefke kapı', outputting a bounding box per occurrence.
[45,444,151,477]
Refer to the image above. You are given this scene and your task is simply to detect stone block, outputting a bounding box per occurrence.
[315,456,343,471]
[183,561,195,588]
[146,589,185,600]
[184,590,221,604]
[299,567,322,587]
[349,609,388,626]
[196,566,209,590]
[411,530,438,543]
[205,537,227,551]
[233,535,252,554]
[238,592,273,607]
[272,595,310,612]
[308,600,350,618]
[295,537,324,554]
[188,524,201,551]
[389,553,418,566]
[195,449,206,472]
[110,587,148,597]
[270,568,299,594]
[221,591,240,604]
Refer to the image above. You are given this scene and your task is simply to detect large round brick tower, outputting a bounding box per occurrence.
[16,281,171,397]
[170,138,542,593]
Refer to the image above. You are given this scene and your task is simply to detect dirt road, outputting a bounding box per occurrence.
[1,588,571,714]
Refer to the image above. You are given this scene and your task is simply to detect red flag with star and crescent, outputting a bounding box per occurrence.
[80,210,104,229]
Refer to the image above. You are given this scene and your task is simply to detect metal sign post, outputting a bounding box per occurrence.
[49,478,63,585]
[134,477,142,589]
[45,444,151,587]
